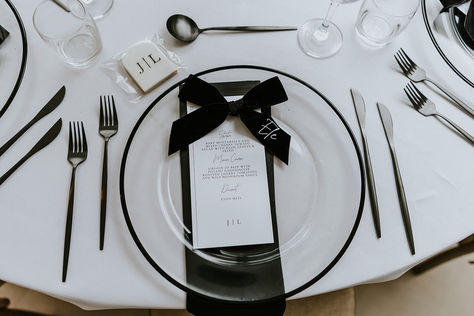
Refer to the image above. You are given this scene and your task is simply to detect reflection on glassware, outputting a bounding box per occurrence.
[355,0,419,47]
[298,0,360,59]
[80,0,113,20]
[33,0,102,68]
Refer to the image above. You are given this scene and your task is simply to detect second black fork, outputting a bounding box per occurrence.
[98,96,118,250]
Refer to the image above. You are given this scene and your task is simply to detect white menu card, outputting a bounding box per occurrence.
[188,96,275,249]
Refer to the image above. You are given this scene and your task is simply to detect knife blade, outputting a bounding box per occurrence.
[377,102,394,143]
[0,119,62,186]
[350,89,381,238]
[0,86,65,158]
[377,103,415,255]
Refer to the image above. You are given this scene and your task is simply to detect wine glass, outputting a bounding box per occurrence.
[298,0,360,58]
[80,0,113,20]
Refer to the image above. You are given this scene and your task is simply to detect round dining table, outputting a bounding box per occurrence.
[0,0,473,310]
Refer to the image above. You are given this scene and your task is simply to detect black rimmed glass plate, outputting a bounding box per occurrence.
[119,65,365,304]
[422,0,474,87]
[0,0,27,119]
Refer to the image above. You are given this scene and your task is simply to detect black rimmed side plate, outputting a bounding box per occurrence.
[0,0,28,120]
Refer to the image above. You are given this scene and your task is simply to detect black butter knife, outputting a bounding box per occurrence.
[0,86,65,158]
[0,119,62,186]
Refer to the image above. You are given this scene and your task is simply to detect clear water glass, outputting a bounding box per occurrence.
[298,0,360,59]
[355,0,419,47]
[33,0,102,68]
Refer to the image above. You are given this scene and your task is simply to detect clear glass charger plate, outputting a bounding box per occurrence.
[0,0,27,119]
[119,65,365,304]
[422,0,474,87]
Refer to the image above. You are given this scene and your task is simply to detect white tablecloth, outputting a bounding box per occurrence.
[0,0,473,310]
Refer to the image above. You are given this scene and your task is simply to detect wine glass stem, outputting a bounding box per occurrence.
[320,1,339,33]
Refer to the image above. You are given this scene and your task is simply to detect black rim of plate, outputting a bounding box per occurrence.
[0,0,28,119]
[421,0,474,88]
[119,65,366,305]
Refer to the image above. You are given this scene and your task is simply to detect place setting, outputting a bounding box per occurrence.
[0,0,472,315]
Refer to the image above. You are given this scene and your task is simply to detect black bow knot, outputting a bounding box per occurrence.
[168,75,291,164]
[228,99,245,116]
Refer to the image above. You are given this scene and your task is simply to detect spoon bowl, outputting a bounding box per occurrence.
[166,14,200,42]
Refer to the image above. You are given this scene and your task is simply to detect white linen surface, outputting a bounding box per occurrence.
[0,0,472,309]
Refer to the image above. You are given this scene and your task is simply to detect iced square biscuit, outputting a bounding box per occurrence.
[121,41,178,93]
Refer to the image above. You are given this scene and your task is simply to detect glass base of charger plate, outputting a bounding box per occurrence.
[119,65,365,304]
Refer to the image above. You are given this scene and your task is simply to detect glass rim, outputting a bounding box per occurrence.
[372,0,420,18]
[32,0,90,41]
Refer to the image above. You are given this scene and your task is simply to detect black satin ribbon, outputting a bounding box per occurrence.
[440,0,469,13]
[0,25,9,46]
[440,0,474,48]
[168,75,291,164]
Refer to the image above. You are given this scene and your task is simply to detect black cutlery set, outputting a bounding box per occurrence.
[0,87,118,282]
[352,47,473,255]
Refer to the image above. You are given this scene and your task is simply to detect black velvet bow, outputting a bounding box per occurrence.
[440,0,474,47]
[168,75,291,164]
[0,25,9,46]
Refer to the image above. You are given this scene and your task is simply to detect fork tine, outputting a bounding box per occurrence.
[397,51,412,74]
[111,96,118,127]
[406,83,423,105]
[73,121,79,153]
[404,85,418,107]
[400,48,415,67]
[68,122,73,152]
[107,96,112,126]
[81,121,87,153]
[408,83,425,104]
[409,82,428,103]
[100,96,104,127]
[394,53,408,74]
[398,50,414,74]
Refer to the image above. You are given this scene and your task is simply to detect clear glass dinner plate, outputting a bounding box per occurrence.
[0,0,27,119]
[120,65,365,303]
[422,0,474,87]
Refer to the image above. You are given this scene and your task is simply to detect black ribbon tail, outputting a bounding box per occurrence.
[168,104,228,155]
[240,110,290,164]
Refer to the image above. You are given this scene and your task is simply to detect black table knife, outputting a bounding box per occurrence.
[0,86,65,158]
[0,119,62,186]
[377,103,415,255]
[350,89,381,238]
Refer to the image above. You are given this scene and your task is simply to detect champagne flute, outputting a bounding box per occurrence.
[298,0,360,58]
[80,0,113,20]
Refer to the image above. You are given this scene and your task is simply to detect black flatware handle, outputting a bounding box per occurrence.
[0,86,65,158]
[0,119,62,186]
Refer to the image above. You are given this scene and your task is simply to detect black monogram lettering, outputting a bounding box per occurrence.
[136,53,162,75]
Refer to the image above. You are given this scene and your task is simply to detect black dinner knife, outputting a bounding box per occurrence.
[0,119,62,186]
[351,89,381,238]
[0,86,65,158]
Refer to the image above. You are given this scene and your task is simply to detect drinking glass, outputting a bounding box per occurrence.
[355,0,419,47]
[298,0,360,59]
[80,0,113,20]
[33,0,102,68]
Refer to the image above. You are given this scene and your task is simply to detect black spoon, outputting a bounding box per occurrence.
[166,14,296,42]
